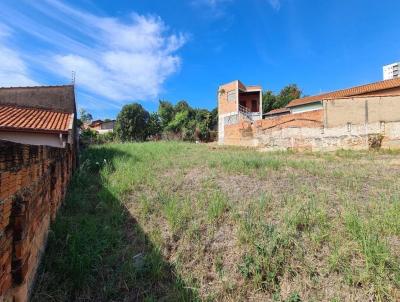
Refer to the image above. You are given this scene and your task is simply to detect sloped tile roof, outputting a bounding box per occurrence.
[0,105,73,134]
[287,77,400,108]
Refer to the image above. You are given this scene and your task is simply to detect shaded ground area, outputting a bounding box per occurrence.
[31,146,197,302]
[32,143,400,301]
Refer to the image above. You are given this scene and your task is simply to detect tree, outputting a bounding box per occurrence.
[210,108,218,130]
[156,100,217,142]
[166,110,189,133]
[276,84,302,108]
[174,100,191,113]
[262,84,302,114]
[147,112,162,138]
[115,103,150,141]
[158,100,175,128]
[79,108,93,124]
[262,90,277,114]
[182,119,197,141]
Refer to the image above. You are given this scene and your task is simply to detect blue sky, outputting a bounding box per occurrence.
[0,0,399,119]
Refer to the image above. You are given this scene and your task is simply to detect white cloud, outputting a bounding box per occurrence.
[268,0,281,11]
[0,25,39,87]
[0,1,187,102]
[43,2,187,102]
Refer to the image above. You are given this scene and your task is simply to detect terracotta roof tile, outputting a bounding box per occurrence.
[0,105,73,133]
[287,77,400,108]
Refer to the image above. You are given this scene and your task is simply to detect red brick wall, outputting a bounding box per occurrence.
[224,121,256,146]
[256,110,323,130]
[0,140,75,302]
[218,81,238,114]
[223,110,323,146]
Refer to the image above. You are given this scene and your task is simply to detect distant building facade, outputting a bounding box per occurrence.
[383,62,400,80]
[87,119,116,134]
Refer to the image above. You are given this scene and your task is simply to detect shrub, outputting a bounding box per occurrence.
[368,134,384,150]
[80,129,116,145]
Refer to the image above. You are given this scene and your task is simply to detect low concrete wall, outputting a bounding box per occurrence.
[326,95,400,127]
[221,96,400,151]
[223,110,324,148]
[0,141,75,302]
[257,121,400,151]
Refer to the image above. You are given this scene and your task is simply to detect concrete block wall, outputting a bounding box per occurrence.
[221,105,400,151]
[223,110,324,147]
[256,121,400,151]
[0,140,75,302]
[325,95,400,127]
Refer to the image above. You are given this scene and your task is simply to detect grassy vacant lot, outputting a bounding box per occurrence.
[32,142,400,301]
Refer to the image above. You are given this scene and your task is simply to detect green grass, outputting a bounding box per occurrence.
[207,192,229,223]
[32,142,400,301]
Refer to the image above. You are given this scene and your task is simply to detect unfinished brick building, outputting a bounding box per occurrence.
[217,80,262,144]
[0,85,77,301]
[218,78,400,150]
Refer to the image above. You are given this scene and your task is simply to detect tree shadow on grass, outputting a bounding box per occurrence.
[31,146,199,302]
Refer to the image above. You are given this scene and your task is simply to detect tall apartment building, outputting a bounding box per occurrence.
[383,62,400,80]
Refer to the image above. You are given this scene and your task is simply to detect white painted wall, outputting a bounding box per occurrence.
[290,102,323,114]
[0,131,68,148]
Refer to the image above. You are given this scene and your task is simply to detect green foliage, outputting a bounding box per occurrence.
[262,90,277,114]
[80,128,97,140]
[166,110,190,133]
[80,128,116,145]
[344,209,400,300]
[207,192,229,222]
[80,99,217,144]
[163,195,192,235]
[97,131,116,144]
[115,103,150,141]
[277,84,302,107]
[262,84,302,114]
[158,100,175,128]
[174,100,191,113]
[159,100,216,142]
[79,108,93,124]
[210,108,218,130]
[286,292,302,302]
[147,112,162,139]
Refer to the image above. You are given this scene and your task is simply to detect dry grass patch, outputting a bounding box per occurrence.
[32,142,400,301]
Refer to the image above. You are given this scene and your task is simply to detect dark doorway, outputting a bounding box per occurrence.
[251,100,258,112]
